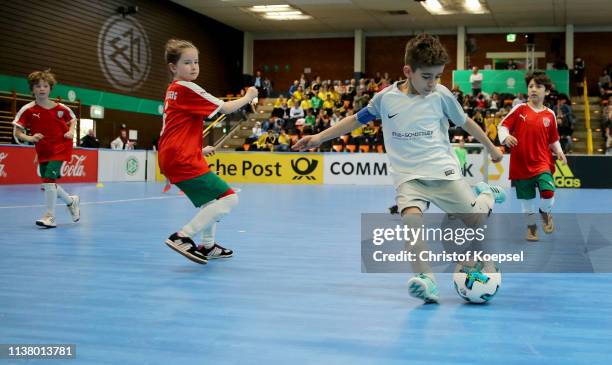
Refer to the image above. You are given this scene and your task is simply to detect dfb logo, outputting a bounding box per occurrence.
[98,15,151,92]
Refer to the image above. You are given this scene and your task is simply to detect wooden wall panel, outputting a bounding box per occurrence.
[366,35,457,87]
[574,32,612,95]
[466,32,566,71]
[0,0,243,100]
[254,38,354,95]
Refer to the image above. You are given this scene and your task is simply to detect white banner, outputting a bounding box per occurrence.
[322,153,510,187]
[463,154,511,188]
[98,149,147,182]
[324,153,392,185]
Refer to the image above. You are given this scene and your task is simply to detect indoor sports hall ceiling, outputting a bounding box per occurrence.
[171,0,612,34]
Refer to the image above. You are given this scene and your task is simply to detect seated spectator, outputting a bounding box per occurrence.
[290,103,305,120]
[304,109,316,129]
[293,86,304,102]
[80,129,100,148]
[357,78,367,94]
[310,76,320,92]
[111,130,134,150]
[299,74,308,89]
[350,124,365,147]
[367,78,379,96]
[512,93,526,107]
[363,121,378,147]
[489,93,500,112]
[330,109,342,126]
[288,80,299,96]
[263,77,272,97]
[472,110,485,131]
[353,90,369,111]
[300,95,312,111]
[451,85,464,105]
[315,110,330,134]
[276,128,291,152]
[475,93,487,111]
[323,95,335,115]
[485,114,498,145]
[599,69,612,98]
[273,95,286,108]
[255,128,277,151]
[318,85,329,102]
[310,93,323,115]
[247,121,263,144]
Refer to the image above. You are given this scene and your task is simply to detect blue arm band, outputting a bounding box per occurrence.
[356,108,376,124]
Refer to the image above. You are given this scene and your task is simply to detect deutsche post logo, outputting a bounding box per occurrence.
[98,15,151,92]
[291,157,318,180]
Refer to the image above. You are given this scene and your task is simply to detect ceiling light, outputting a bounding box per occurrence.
[250,5,291,13]
[425,0,443,11]
[263,14,312,20]
[265,11,303,16]
[465,0,481,11]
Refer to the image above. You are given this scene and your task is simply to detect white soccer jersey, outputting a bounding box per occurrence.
[358,82,468,187]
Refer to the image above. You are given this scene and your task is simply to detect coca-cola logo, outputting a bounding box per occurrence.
[62,154,87,177]
[0,152,7,178]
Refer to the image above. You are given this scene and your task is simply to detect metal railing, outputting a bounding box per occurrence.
[582,77,593,155]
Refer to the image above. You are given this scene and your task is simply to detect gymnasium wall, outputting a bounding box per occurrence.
[466,33,566,70]
[253,38,355,94]
[365,35,457,87]
[0,0,244,149]
[254,32,610,95]
[574,32,612,95]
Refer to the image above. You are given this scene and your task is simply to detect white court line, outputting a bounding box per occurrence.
[0,196,181,209]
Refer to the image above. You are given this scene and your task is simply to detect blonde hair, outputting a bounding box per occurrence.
[164,38,197,65]
[404,34,449,70]
[27,69,56,91]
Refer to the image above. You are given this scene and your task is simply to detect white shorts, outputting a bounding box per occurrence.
[396,178,488,214]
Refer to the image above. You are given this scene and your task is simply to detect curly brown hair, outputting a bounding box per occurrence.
[525,71,552,90]
[27,69,56,91]
[404,34,449,70]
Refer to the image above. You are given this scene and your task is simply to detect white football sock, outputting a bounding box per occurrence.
[56,184,73,205]
[43,183,57,216]
[539,197,555,213]
[180,194,239,239]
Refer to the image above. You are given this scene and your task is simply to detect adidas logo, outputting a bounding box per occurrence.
[553,161,581,188]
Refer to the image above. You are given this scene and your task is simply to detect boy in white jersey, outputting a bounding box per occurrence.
[294,34,505,303]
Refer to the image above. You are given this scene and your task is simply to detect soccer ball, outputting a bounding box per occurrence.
[453,261,501,304]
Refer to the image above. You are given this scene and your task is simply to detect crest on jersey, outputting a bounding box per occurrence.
[57,110,64,118]
[542,117,551,127]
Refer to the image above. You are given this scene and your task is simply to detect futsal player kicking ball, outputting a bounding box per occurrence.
[294,34,506,303]
[13,70,81,228]
[498,71,566,241]
[158,39,257,264]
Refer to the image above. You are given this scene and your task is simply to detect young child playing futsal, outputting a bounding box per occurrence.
[12,70,81,228]
[498,71,566,241]
[294,34,506,303]
[159,39,257,264]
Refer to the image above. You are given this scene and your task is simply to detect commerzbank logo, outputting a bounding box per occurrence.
[126,156,139,176]
[554,161,581,188]
[291,157,318,180]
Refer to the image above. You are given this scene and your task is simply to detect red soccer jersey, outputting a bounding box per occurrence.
[500,103,560,180]
[13,101,75,162]
[158,80,224,184]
